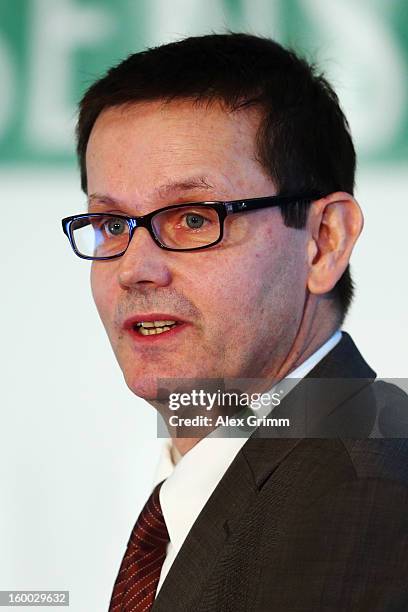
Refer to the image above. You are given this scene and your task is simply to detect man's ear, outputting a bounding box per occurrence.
[306,192,363,295]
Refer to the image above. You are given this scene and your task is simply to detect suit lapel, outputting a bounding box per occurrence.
[151,447,256,611]
[152,332,376,609]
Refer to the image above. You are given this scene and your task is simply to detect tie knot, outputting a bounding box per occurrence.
[128,482,169,551]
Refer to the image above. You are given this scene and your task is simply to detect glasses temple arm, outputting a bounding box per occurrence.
[225,192,323,215]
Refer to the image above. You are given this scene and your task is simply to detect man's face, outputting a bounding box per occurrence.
[87,100,309,399]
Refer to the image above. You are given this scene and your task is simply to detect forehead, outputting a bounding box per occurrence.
[85,99,268,200]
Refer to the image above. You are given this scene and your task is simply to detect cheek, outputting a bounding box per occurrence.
[90,264,115,323]
[190,251,273,323]
[199,235,307,328]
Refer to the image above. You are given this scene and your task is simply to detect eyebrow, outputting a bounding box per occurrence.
[156,175,215,198]
[88,175,215,209]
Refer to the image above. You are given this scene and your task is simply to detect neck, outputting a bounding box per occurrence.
[166,298,340,456]
[276,310,340,381]
[172,437,202,456]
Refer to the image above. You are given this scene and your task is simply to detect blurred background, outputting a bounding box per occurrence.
[1,1,407,610]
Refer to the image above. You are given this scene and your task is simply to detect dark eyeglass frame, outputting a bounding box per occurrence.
[61,191,323,260]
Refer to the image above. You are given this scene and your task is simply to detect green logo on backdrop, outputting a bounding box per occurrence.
[0,0,407,165]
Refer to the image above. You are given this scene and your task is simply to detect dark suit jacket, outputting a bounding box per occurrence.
[152,333,408,611]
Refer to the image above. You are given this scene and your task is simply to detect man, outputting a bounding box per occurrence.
[62,33,408,611]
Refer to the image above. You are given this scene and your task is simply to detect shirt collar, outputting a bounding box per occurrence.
[287,329,342,379]
[155,435,248,554]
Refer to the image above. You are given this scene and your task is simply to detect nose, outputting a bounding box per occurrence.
[117,226,172,289]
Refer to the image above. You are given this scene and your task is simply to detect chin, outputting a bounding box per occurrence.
[124,373,163,401]
[123,372,185,402]
[123,368,222,402]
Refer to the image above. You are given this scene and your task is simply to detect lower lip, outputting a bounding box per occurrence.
[125,323,189,343]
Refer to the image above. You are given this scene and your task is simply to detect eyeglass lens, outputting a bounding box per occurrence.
[70,205,221,257]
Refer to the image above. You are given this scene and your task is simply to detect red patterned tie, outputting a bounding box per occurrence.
[109,482,169,612]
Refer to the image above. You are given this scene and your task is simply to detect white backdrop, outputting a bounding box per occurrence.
[1,0,407,609]
[0,163,407,610]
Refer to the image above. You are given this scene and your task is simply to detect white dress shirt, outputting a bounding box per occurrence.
[153,329,342,596]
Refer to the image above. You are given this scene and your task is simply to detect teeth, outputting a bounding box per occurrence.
[138,320,176,328]
[139,326,171,336]
[134,320,178,336]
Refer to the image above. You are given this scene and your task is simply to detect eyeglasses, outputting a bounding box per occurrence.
[61,192,322,260]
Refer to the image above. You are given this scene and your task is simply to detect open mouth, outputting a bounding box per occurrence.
[133,320,179,336]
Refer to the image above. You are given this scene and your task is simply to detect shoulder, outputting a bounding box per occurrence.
[341,378,408,479]
[370,379,408,437]
[252,436,408,546]
[343,437,408,484]
[252,439,408,610]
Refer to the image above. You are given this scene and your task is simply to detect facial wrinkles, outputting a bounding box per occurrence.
[135,104,258,192]
[88,102,308,387]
